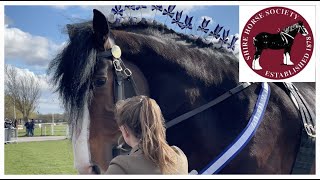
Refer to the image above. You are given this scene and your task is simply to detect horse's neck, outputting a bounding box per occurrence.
[288,28,299,37]
[116,29,239,94]
[283,25,299,37]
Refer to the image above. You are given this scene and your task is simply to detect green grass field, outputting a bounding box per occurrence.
[4,140,77,175]
[18,124,68,137]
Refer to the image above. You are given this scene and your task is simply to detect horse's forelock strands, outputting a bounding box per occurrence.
[48,21,97,126]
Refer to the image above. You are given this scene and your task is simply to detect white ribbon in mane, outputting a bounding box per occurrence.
[280,31,294,44]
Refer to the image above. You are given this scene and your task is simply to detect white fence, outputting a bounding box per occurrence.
[4,123,71,144]
[7,123,70,140]
[35,123,70,138]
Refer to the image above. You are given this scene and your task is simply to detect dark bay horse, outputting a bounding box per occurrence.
[48,9,315,174]
[252,21,308,70]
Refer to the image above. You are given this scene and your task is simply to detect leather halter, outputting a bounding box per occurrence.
[97,47,139,103]
[97,46,141,157]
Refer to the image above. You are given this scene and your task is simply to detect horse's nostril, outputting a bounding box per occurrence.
[91,165,101,174]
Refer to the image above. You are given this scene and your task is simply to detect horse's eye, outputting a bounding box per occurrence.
[94,77,106,87]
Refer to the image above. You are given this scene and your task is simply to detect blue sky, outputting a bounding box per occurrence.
[4,5,239,114]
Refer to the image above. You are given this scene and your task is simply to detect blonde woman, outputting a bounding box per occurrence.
[105,95,188,174]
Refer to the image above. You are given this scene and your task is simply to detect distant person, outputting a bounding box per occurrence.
[4,119,12,129]
[30,119,35,137]
[24,120,30,136]
[4,119,8,128]
[13,119,17,128]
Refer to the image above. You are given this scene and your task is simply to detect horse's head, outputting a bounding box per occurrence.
[49,9,149,174]
[297,21,308,36]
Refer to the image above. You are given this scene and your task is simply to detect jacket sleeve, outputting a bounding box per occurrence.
[105,156,127,174]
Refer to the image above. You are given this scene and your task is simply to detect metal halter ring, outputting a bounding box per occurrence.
[304,124,316,138]
[113,59,123,72]
[124,68,132,77]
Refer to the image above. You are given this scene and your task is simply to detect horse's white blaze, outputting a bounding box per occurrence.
[72,102,92,174]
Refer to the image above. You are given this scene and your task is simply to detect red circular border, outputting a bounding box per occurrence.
[241,6,314,80]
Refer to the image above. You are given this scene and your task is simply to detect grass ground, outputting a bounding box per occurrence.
[4,139,77,175]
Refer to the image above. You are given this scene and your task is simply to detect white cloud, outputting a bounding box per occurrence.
[199,16,214,25]
[204,33,239,55]
[81,5,204,19]
[230,33,240,55]
[4,26,66,68]
[6,64,50,92]
[5,65,64,114]
[52,5,69,9]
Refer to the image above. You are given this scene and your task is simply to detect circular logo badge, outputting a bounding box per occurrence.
[241,6,314,80]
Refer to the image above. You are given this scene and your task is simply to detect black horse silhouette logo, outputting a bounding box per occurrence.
[252,21,308,70]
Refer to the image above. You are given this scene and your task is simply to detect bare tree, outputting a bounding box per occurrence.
[5,65,41,121]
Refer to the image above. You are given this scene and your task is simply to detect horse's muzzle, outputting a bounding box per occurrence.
[91,164,101,174]
[76,164,104,174]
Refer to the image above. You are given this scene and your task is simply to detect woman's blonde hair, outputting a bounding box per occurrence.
[115,95,179,174]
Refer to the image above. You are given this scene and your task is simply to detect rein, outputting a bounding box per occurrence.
[166,82,253,128]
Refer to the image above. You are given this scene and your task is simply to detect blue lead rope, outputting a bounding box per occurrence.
[198,82,271,175]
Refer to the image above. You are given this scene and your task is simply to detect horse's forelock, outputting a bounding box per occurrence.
[48,21,97,127]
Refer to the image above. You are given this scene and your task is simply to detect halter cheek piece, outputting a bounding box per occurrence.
[97,45,140,157]
[97,45,139,103]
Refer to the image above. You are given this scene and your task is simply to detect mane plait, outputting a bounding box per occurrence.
[107,5,238,54]
[106,16,236,54]
[282,22,299,33]
[48,21,96,123]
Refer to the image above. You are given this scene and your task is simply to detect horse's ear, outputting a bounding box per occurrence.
[93,9,110,49]
[298,21,303,25]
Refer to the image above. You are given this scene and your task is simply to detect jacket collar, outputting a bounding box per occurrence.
[129,144,142,155]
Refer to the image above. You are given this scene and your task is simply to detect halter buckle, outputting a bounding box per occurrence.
[124,68,132,77]
[304,123,316,138]
[113,59,123,72]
